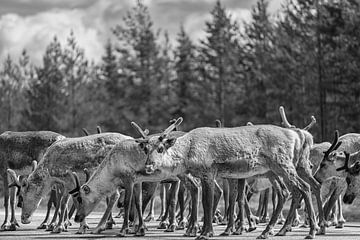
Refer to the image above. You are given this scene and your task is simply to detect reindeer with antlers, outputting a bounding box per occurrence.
[0,131,65,230]
[336,151,360,205]
[10,132,131,233]
[314,130,360,228]
[74,121,202,237]
[127,117,322,239]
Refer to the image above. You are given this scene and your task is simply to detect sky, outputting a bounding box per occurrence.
[0,0,283,65]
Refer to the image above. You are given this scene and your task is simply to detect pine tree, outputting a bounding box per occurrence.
[199,0,243,126]
[172,25,200,128]
[21,37,66,131]
[62,31,89,135]
[112,0,167,133]
[0,55,23,130]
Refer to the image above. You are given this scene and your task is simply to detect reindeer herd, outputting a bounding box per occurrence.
[1,106,360,239]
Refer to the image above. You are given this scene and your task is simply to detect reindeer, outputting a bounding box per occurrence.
[0,131,65,230]
[128,117,320,239]
[12,133,131,233]
[314,130,360,228]
[336,151,360,205]
[74,124,201,237]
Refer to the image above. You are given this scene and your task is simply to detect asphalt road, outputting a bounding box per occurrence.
[1,210,360,240]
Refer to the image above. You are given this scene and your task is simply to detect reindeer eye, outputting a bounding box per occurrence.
[82,185,90,194]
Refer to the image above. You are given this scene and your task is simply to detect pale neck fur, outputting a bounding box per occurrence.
[159,134,191,176]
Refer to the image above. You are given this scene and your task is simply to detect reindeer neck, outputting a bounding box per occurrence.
[161,135,190,175]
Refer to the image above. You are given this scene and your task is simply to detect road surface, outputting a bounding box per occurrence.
[0,210,360,239]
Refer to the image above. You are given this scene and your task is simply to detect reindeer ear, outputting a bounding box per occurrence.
[164,138,177,149]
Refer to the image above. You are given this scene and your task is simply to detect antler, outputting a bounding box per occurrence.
[7,169,21,188]
[170,119,178,131]
[162,117,183,138]
[303,116,316,131]
[97,126,102,134]
[131,121,149,139]
[336,152,350,172]
[84,168,90,182]
[215,120,222,128]
[68,171,80,195]
[324,130,341,157]
[279,106,296,128]
[82,128,89,136]
[32,160,38,172]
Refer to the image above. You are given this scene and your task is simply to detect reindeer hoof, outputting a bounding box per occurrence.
[157,220,169,229]
[164,223,177,232]
[51,225,65,233]
[305,234,315,239]
[275,230,287,236]
[37,223,48,229]
[144,214,155,222]
[316,225,325,235]
[135,227,145,236]
[106,221,115,230]
[46,223,56,231]
[220,229,232,236]
[257,234,268,239]
[177,219,187,230]
[336,222,345,228]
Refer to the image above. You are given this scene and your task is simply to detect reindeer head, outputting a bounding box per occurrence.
[316,131,343,177]
[15,167,64,224]
[135,118,183,175]
[336,152,360,204]
[72,168,103,223]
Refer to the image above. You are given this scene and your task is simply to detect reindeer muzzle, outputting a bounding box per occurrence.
[21,214,31,224]
[343,193,356,204]
[74,214,84,223]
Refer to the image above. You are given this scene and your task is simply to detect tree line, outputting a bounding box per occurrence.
[1,0,359,141]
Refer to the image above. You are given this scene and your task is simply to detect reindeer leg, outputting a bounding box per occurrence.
[46,188,60,231]
[115,190,125,218]
[233,179,246,235]
[52,192,70,233]
[212,179,223,224]
[133,183,145,236]
[8,186,18,230]
[157,183,167,221]
[117,182,134,236]
[197,177,215,240]
[257,175,287,239]
[1,172,10,230]
[144,194,155,222]
[220,179,237,236]
[183,174,199,237]
[88,191,119,234]
[176,180,187,230]
[337,195,346,228]
[165,180,180,232]
[323,191,338,226]
[260,188,270,223]
[299,170,325,235]
[38,191,54,229]
[158,183,171,229]
[68,202,76,220]
[221,178,229,225]
[245,195,257,232]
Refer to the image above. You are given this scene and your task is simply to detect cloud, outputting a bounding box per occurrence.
[0,0,283,65]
